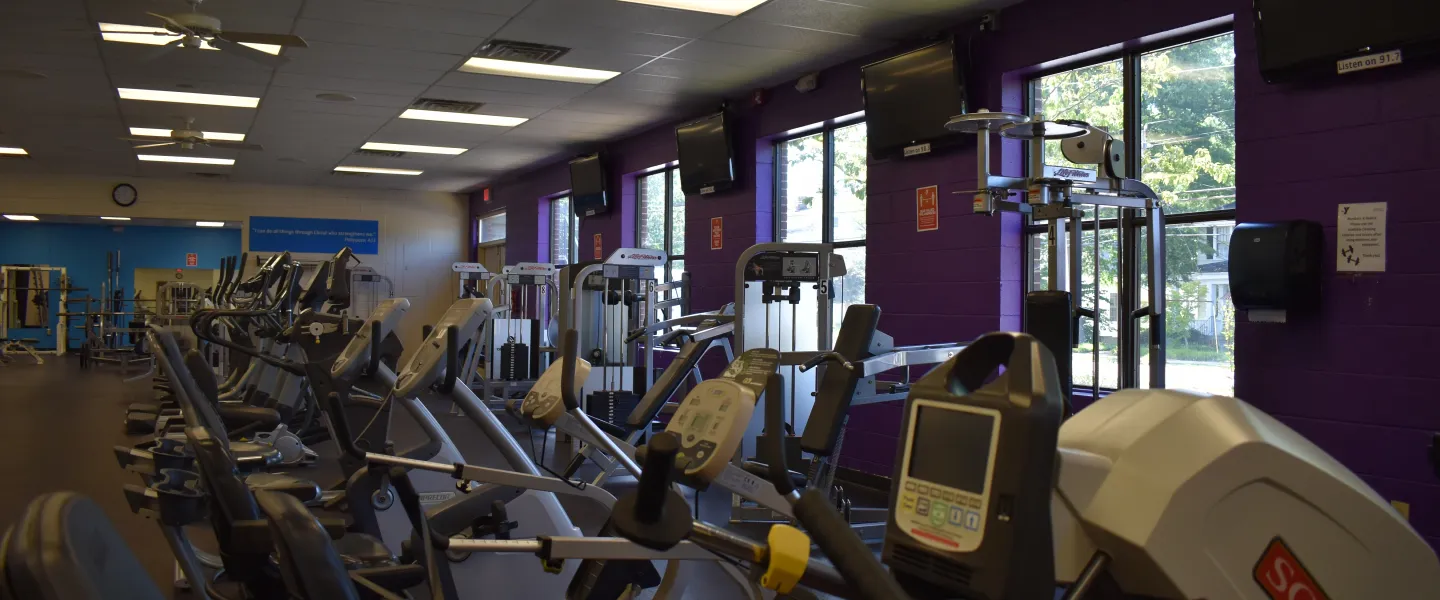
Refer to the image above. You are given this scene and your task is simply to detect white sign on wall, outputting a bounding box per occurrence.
[1337,202,1387,272]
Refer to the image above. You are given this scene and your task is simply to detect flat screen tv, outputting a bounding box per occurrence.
[569,153,608,217]
[862,39,968,161]
[676,111,735,195]
[1255,0,1440,82]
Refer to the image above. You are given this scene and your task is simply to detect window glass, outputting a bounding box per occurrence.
[670,168,687,257]
[1028,32,1236,393]
[1140,34,1236,215]
[831,123,867,243]
[778,133,825,243]
[1030,59,1124,173]
[479,212,506,243]
[831,246,867,341]
[639,172,666,250]
[551,195,572,265]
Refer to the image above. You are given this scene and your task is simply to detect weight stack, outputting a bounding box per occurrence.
[500,341,530,381]
[586,390,639,429]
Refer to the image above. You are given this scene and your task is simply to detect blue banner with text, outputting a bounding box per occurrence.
[249,216,379,254]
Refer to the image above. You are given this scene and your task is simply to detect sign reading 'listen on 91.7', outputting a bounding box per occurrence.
[249,216,379,254]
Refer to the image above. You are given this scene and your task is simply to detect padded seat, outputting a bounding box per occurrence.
[243,472,322,503]
[1,492,165,600]
[216,404,282,429]
[333,533,398,568]
[741,460,808,488]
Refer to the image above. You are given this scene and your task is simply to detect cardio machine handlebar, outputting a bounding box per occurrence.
[798,351,855,374]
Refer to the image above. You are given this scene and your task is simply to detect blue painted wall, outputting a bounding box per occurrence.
[0,222,241,349]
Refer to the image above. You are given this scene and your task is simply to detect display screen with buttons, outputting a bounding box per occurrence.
[665,379,757,482]
[894,400,1001,553]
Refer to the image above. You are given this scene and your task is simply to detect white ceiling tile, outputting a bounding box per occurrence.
[4,0,88,19]
[837,0,1012,17]
[1,52,107,75]
[547,48,657,73]
[300,0,510,37]
[492,17,692,57]
[264,86,418,108]
[278,60,448,86]
[258,98,402,118]
[539,109,655,127]
[87,0,304,32]
[664,39,808,66]
[742,0,928,38]
[369,0,534,17]
[702,17,862,52]
[634,57,757,84]
[270,72,429,97]
[603,73,691,94]
[118,103,258,135]
[0,29,112,58]
[293,18,486,54]
[281,41,466,70]
[370,118,512,146]
[420,86,574,109]
[433,72,595,98]
[521,0,733,38]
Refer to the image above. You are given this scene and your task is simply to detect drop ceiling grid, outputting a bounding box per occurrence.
[1,0,1006,190]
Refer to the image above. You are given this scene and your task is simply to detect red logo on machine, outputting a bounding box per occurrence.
[1254,538,1329,600]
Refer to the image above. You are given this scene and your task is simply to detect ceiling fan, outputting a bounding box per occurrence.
[121,118,263,151]
[99,0,307,67]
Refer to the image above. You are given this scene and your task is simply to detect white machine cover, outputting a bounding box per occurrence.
[1052,389,1440,599]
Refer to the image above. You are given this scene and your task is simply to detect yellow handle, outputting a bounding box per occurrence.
[760,524,810,594]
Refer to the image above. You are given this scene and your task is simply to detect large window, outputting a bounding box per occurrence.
[550,195,576,265]
[776,120,867,330]
[478,211,506,243]
[637,166,686,282]
[1027,31,1235,395]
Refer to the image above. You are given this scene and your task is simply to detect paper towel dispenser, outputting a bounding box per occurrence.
[1228,220,1323,320]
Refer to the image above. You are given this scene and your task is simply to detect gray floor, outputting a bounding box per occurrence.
[0,356,841,598]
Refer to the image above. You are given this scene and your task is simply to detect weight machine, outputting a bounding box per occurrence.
[560,248,668,428]
[475,262,558,406]
[452,260,492,299]
[947,109,1167,400]
[0,265,72,359]
[729,244,966,531]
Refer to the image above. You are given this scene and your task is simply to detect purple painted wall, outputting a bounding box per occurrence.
[471,0,1440,546]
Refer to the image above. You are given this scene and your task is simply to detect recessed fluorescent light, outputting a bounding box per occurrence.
[118,88,259,108]
[361,142,467,155]
[399,109,527,127]
[98,23,282,55]
[196,221,225,227]
[0,147,28,155]
[138,154,236,166]
[459,57,619,84]
[617,0,767,16]
[130,127,245,142]
[3,215,39,221]
[334,166,423,176]
[100,216,132,221]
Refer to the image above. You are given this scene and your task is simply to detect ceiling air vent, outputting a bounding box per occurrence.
[477,39,570,64]
[191,172,229,180]
[410,98,485,113]
[354,149,407,158]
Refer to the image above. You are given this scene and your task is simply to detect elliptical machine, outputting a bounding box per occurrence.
[881,332,1440,599]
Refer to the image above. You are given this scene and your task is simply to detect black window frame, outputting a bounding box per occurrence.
[772,115,867,251]
[636,165,686,282]
[1023,25,1237,391]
